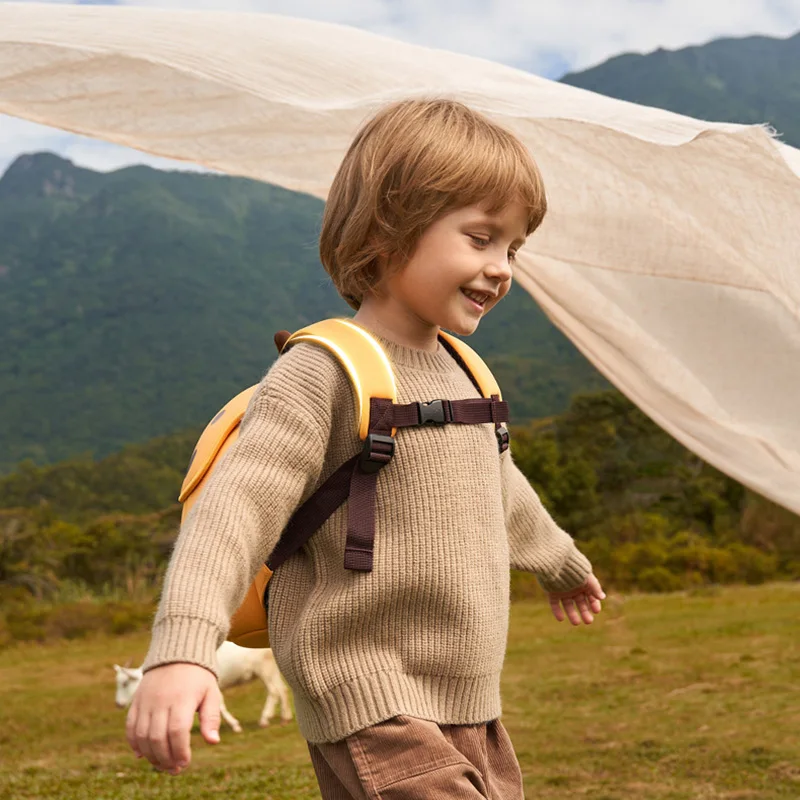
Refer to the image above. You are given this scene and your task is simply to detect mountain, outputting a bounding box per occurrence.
[560,32,800,147]
[0,153,604,472]
[3,29,796,472]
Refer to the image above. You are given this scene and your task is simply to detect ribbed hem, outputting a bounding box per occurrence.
[141,617,223,678]
[537,547,593,592]
[294,671,502,744]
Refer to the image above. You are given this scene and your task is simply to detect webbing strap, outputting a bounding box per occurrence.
[266,454,357,572]
[342,398,393,570]
[390,397,509,427]
[343,462,379,570]
[267,395,509,575]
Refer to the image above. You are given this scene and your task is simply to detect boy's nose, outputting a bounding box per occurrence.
[484,257,513,283]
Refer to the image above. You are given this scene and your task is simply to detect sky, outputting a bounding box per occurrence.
[1,0,799,174]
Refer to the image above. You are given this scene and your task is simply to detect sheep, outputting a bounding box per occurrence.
[114,641,292,732]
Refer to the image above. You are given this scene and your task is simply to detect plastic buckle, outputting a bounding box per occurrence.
[496,425,510,452]
[417,399,446,425]
[358,433,395,474]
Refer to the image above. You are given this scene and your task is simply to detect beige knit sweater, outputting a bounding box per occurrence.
[143,333,592,743]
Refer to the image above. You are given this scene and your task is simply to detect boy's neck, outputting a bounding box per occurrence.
[352,299,441,354]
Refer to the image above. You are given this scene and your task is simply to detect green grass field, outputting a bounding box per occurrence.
[1,584,798,799]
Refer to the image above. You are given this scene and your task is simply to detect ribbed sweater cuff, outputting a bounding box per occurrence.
[537,547,593,592]
[141,617,222,678]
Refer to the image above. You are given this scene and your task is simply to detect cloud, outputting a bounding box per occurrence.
[82,0,800,73]
[1,0,799,174]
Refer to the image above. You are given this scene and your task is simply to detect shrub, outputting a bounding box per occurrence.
[610,540,670,588]
[666,534,738,584]
[0,597,155,647]
[46,601,112,640]
[636,567,683,593]
[5,604,49,642]
[110,603,153,635]
[727,544,778,584]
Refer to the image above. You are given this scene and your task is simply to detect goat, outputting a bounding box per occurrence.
[114,641,292,732]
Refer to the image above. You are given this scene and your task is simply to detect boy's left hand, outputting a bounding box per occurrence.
[548,573,605,625]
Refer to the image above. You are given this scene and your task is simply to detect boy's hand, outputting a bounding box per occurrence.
[548,573,606,625]
[125,662,221,775]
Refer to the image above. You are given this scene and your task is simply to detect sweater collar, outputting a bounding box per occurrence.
[371,333,460,373]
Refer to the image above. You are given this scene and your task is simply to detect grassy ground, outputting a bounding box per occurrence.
[1,584,798,799]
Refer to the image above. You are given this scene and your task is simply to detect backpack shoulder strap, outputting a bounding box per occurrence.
[437,330,503,399]
[283,318,397,440]
[178,318,396,510]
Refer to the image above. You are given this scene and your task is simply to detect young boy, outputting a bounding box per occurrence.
[126,98,605,799]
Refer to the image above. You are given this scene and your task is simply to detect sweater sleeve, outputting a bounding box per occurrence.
[502,451,592,592]
[142,344,344,676]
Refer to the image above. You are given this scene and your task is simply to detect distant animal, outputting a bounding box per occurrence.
[114,641,292,732]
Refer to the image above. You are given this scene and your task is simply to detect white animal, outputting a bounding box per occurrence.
[114,642,292,732]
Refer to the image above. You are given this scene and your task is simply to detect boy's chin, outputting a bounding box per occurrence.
[446,318,482,337]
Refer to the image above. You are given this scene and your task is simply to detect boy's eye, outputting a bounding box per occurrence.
[469,235,490,246]
[508,251,518,263]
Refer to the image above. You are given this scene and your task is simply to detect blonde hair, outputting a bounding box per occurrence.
[319,98,547,309]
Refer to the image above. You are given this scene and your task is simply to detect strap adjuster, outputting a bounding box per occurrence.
[417,399,447,425]
[358,433,395,474]
[496,424,510,453]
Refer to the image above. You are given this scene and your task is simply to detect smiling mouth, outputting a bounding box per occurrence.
[461,288,489,310]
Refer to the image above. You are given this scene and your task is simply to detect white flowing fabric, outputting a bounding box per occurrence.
[1,3,798,513]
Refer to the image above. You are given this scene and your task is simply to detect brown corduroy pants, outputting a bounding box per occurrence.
[308,715,525,799]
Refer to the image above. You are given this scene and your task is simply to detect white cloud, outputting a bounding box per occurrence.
[53,0,800,73]
[1,0,799,174]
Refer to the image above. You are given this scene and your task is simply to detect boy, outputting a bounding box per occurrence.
[127,98,605,799]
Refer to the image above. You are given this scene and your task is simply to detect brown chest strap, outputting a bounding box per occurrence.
[267,395,509,575]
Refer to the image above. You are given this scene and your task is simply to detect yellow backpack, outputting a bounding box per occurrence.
[179,318,510,648]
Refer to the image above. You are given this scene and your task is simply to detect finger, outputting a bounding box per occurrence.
[167,704,195,773]
[146,708,174,772]
[135,709,158,769]
[126,700,142,758]
[588,595,602,614]
[587,574,606,600]
[198,686,221,745]
[549,596,565,622]
[575,594,594,624]
[562,598,581,626]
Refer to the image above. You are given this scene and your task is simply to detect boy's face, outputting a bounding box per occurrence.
[379,201,528,342]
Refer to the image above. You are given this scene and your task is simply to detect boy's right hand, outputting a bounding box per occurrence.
[125,662,221,775]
